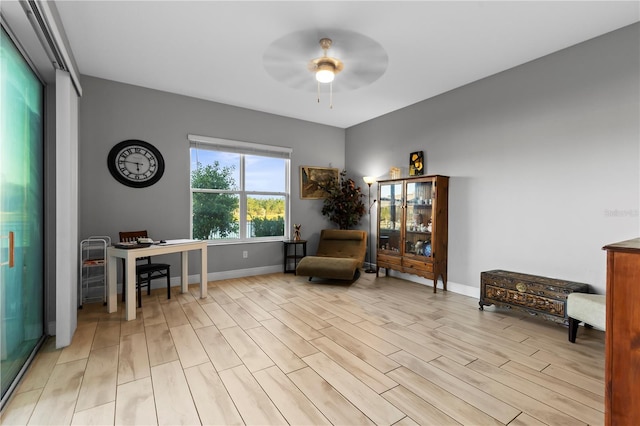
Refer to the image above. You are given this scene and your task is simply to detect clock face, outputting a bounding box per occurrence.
[107,140,165,188]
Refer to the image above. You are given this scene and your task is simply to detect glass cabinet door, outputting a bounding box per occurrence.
[378,182,403,253]
[405,179,434,258]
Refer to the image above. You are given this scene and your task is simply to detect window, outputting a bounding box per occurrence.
[189,134,291,243]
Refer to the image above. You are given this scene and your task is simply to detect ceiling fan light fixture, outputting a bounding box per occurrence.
[309,38,344,108]
[315,62,335,83]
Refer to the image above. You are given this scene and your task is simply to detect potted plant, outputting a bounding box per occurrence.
[320,170,365,229]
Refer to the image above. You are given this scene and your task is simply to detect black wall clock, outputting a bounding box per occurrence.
[107,140,165,188]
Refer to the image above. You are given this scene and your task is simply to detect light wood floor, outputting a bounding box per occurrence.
[1,272,605,425]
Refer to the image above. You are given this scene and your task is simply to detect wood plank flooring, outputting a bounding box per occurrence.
[1,272,605,425]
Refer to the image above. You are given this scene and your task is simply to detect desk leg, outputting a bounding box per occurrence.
[107,255,117,313]
[181,251,188,294]
[200,246,208,298]
[125,254,137,321]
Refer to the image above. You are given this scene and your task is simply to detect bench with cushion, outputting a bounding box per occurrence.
[567,292,606,343]
[295,229,367,281]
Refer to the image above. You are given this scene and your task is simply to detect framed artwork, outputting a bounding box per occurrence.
[409,151,424,176]
[300,166,339,199]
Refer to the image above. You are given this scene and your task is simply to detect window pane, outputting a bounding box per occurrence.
[245,155,285,192]
[192,192,240,240]
[247,194,285,237]
[190,148,240,190]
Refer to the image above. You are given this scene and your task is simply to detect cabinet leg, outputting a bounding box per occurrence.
[478,300,496,311]
[433,273,447,293]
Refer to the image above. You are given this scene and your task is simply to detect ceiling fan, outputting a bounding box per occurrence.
[308,37,344,84]
[307,37,343,108]
[263,29,388,107]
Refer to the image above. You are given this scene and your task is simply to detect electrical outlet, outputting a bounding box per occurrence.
[242,250,248,258]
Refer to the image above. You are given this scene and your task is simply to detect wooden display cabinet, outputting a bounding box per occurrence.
[375,175,449,292]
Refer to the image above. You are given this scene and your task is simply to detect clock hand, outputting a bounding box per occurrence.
[122,160,143,171]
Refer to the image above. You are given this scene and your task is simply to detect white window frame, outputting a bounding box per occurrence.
[189,134,291,244]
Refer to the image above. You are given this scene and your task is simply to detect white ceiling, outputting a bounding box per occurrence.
[53,1,639,129]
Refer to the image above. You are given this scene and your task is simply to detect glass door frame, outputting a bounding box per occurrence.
[377,181,403,254]
[0,22,47,409]
[404,178,435,259]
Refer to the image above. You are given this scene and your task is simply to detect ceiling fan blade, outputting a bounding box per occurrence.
[263,28,388,92]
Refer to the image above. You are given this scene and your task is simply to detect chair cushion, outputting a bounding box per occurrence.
[295,229,367,281]
[296,256,361,281]
[567,293,606,331]
[137,263,170,274]
[315,229,367,267]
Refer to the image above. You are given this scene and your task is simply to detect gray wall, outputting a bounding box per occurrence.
[79,76,345,280]
[346,23,640,295]
[80,23,638,295]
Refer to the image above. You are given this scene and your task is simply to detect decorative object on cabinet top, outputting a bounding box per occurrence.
[409,151,424,176]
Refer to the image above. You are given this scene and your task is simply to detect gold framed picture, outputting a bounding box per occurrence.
[409,151,424,176]
[300,166,339,199]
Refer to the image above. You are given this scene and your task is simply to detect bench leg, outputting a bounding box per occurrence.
[568,317,580,343]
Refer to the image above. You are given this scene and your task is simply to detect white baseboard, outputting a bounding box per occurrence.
[383,269,480,299]
[199,265,283,282]
[109,267,275,293]
[114,265,283,292]
[120,264,480,300]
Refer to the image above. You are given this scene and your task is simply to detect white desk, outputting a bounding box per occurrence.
[107,239,208,320]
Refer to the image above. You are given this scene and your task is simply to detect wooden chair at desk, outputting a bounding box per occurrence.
[119,230,171,308]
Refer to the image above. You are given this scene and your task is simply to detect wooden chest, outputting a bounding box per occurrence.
[479,270,590,325]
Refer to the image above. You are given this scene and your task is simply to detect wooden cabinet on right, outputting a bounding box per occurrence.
[602,238,640,425]
[375,175,449,292]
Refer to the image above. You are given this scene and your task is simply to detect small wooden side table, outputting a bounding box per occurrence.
[283,240,307,274]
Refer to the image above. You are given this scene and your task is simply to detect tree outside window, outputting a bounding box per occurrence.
[191,161,239,239]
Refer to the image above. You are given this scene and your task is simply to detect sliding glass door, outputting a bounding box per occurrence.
[1,26,45,405]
